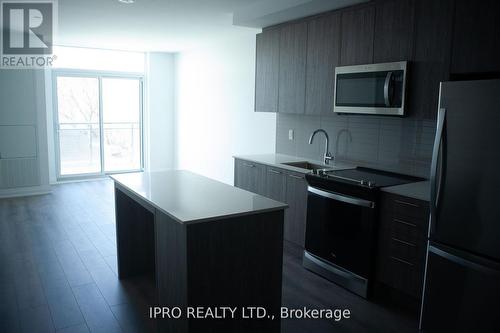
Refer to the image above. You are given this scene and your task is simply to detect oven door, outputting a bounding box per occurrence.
[304,186,376,278]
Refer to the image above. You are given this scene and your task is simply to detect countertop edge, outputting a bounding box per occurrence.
[112,176,288,225]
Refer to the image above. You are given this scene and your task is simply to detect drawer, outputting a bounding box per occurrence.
[388,256,425,298]
[390,217,424,244]
[380,192,430,230]
[389,237,420,266]
[378,227,425,266]
[392,196,429,223]
[376,247,425,298]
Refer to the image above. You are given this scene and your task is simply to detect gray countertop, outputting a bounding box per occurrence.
[381,181,431,202]
[234,153,430,201]
[111,170,287,224]
[233,153,355,174]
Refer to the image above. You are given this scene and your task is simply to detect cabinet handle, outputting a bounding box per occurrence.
[288,174,304,179]
[391,256,414,267]
[393,218,417,228]
[243,163,255,168]
[394,199,419,208]
[268,169,282,174]
[391,237,416,247]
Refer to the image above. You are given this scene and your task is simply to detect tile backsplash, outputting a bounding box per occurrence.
[276,113,436,179]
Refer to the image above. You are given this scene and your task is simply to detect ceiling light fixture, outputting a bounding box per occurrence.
[118,0,135,4]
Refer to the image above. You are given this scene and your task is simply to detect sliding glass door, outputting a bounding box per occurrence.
[55,73,143,178]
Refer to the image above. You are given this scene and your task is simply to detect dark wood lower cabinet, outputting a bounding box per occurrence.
[234,159,308,247]
[376,192,429,299]
[115,184,284,333]
[266,167,287,202]
[234,158,266,196]
[284,172,308,247]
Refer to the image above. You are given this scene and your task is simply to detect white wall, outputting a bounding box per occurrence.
[175,32,276,185]
[146,53,176,171]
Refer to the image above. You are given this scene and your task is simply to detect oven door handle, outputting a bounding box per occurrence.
[308,186,375,209]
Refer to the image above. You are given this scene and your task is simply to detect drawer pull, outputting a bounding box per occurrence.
[391,237,416,247]
[393,218,417,228]
[288,174,304,179]
[243,163,255,168]
[394,199,419,208]
[268,169,282,174]
[391,256,414,267]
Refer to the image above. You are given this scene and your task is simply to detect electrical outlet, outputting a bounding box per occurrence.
[288,129,294,141]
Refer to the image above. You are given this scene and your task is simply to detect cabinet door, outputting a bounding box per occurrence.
[255,29,280,113]
[285,172,308,247]
[407,0,454,120]
[278,21,308,114]
[305,13,341,115]
[451,0,500,74]
[234,159,266,195]
[373,0,415,63]
[340,5,375,66]
[266,167,286,202]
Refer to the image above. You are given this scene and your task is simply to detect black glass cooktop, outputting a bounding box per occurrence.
[312,167,422,189]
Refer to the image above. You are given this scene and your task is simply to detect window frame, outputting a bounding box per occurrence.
[52,69,145,181]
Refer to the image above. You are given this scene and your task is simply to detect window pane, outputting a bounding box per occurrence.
[103,124,141,172]
[102,78,140,123]
[56,77,101,175]
[57,77,100,123]
[59,125,101,175]
[102,78,141,172]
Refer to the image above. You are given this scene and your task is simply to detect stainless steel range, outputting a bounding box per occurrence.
[303,167,421,298]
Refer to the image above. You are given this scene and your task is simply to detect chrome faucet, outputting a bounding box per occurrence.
[308,129,333,165]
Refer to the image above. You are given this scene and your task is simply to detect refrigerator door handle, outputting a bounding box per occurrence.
[430,107,446,234]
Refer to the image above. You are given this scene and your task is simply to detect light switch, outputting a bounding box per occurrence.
[288,129,294,141]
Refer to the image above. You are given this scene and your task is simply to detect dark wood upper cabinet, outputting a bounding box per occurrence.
[407,0,454,120]
[340,5,375,66]
[373,0,415,63]
[254,28,280,113]
[305,13,341,115]
[278,21,308,114]
[451,0,500,74]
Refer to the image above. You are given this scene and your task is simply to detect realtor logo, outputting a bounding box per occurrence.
[1,0,56,68]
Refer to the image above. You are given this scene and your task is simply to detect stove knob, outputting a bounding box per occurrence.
[360,180,367,186]
[368,181,376,187]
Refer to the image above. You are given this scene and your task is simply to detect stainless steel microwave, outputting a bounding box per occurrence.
[334,61,408,116]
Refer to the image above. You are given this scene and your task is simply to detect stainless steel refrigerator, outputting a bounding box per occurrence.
[419,79,500,332]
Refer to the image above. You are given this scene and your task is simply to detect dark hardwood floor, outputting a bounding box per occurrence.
[0,179,418,333]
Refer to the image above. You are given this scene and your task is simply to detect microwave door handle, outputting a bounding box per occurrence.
[384,71,393,107]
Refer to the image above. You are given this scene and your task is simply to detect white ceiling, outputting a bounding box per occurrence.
[55,0,363,53]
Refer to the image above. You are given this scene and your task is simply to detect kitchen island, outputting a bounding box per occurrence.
[111,170,287,333]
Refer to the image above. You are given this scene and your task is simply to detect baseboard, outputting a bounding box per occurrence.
[0,185,52,198]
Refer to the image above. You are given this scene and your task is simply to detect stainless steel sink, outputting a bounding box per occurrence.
[281,161,328,171]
